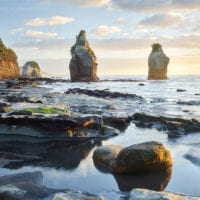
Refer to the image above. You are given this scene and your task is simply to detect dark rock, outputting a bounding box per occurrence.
[177,89,186,92]
[6,95,41,104]
[69,30,98,82]
[177,101,200,106]
[6,81,23,89]
[93,141,172,174]
[0,171,59,200]
[65,88,144,101]
[132,113,200,135]
[138,83,145,86]
[0,102,12,113]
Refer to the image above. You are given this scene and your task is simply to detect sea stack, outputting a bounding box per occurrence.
[148,43,169,80]
[22,61,41,78]
[0,38,20,79]
[69,30,98,82]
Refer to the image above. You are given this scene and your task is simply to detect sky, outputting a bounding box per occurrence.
[0,0,200,76]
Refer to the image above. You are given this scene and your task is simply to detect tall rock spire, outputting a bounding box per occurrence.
[148,43,169,80]
[69,30,98,82]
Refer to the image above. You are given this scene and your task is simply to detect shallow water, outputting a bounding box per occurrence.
[0,75,200,199]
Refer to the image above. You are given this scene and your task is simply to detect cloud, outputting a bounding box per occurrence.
[91,25,121,36]
[25,30,57,40]
[109,0,200,12]
[138,13,184,27]
[114,17,127,24]
[10,28,25,35]
[43,0,109,7]
[26,16,74,26]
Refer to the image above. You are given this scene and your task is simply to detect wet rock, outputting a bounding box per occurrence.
[177,89,186,92]
[0,102,12,113]
[129,188,200,200]
[50,191,105,200]
[103,116,132,131]
[184,148,200,167]
[148,43,169,80]
[177,101,200,106]
[0,115,102,134]
[132,113,200,135]
[6,95,42,104]
[22,61,41,78]
[93,141,172,174]
[69,30,98,82]
[6,81,23,89]
[93,145,124,171]
[194,93,200,96]
[0,171,59,200]
[138,83,145,86]
[65,88,144,101]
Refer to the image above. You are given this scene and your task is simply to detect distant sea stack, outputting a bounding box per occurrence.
[0,38,20,79]
[69,30,98,82]
[22,61,41,78]
[148,43,169,80]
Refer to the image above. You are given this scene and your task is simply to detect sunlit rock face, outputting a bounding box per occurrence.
[0,38,20,79]
[69,30,98,82]
[22,61,41,78]
[148,43,169,80]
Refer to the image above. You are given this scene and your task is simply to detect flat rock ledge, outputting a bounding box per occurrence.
[129,189,200,200]
[93,141,172,173]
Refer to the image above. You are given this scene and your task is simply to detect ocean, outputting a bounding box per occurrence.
[0,75,199,199]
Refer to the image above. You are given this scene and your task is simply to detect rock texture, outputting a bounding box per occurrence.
[22,61,41,78]
[0,38,20,79]
[93,141,172,173]
[129,189,200,200]
[148,43,169,80]
[69,30,98,82]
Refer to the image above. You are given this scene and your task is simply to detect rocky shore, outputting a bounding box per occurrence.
[0,77,199,199]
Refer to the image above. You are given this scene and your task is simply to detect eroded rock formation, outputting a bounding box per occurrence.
[0,38,20,79]
[148,43,169,80]
[22,61,41,78]
[69,30,98,82]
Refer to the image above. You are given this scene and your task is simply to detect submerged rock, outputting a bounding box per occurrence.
[22,61,41,78]
[93,141,172,173]
[184,148,200,167]
[0,38,20,79]
[148,43,169,80]
[129,188,200,200]
[69,30,98,82]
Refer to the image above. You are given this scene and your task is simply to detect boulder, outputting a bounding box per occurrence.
[0,38,20,79]
[93,145,124,171]
[22,61,41,78]
[69,30,98,82]
[129,188,200,200]
[93,141,172,173]
[148,43,169,80]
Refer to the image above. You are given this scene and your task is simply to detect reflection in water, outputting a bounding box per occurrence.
[114,167,172,192]
[0,135,101,170]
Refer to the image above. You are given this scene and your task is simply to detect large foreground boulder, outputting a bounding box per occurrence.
[69,30,98,82]
[93,141,172,173]
[148,43,169,80]
[22,61,41,78]
[129,189,200,200]
[0,38,20,79]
